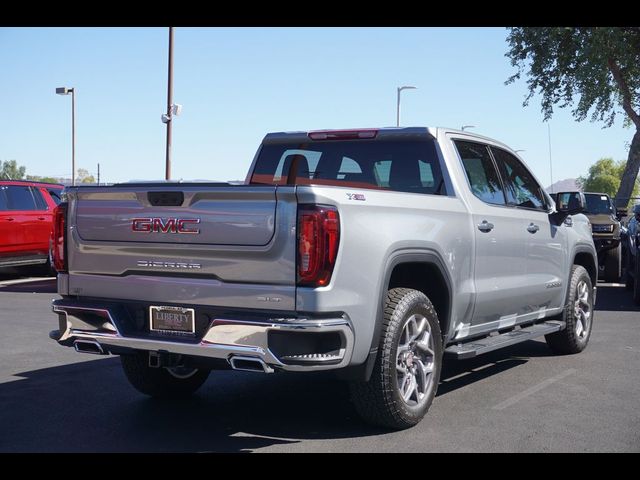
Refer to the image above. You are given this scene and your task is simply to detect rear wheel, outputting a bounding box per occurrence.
[603,245,621,283]
[546,265,594,354]
[120,352,210,398]
[349,288,442,430]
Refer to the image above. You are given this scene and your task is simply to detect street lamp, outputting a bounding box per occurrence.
[461,125,476,131]
[56,86,75,186]
[396,86,417,127]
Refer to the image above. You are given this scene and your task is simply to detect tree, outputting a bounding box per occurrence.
[26,175,61,184]
[76,168,96,184]
[578,157,640,205]
[0,160,26,180]
[505,27,640,209]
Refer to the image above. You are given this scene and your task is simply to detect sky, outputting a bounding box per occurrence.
[0,27,634,187]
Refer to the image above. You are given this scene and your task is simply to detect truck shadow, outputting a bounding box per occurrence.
[594,284,640,312]
[1,341,553,452]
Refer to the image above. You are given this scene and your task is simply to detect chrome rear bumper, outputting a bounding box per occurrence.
[51,301,354,372]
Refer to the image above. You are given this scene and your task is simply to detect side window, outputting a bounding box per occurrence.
[373,160,392,187]
[337,157,362,179]
[491,147,546,210]
[0,187,8,211]
[5,185,37,211]
[454,140,506,205]
[48,189,62,205]
[32,188,48,210]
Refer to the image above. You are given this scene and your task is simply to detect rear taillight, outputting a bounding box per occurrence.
[52,203,67,273]
[297,205,340,287]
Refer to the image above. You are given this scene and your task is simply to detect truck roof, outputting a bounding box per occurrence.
[262,127,515,152]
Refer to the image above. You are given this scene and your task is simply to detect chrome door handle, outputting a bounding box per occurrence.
[527,223,540,233]
[478,220,494,232]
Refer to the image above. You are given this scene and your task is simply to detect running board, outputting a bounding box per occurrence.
[444,321,566,360]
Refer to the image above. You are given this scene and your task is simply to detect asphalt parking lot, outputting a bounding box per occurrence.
[0,268,639,452]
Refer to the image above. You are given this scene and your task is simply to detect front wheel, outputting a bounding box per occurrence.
[349,288,443,429]
[120,352,210,398]
[545,265,594,354]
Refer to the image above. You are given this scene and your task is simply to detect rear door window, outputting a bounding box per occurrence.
[0,187,8,211]
[250,139,446,196]
[47,189,63,205]
[454,140,506,205]
[32,188,48,210]
[5,185,37,210]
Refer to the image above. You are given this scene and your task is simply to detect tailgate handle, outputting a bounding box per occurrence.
[148,191,184,207]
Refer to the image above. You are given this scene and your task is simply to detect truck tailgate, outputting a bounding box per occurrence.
[64,184,298,310]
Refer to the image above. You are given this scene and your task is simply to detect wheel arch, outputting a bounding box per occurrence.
[338,250,453,382]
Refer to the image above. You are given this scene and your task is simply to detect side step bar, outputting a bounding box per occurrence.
[444,321,565,360]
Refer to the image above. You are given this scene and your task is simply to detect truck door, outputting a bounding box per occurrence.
[490,147,566,311]
[453,140,530,330]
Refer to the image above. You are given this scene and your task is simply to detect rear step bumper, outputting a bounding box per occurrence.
[444,321,566,360]
[51,300,354,372]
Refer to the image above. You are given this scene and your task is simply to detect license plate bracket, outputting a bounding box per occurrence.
[149,305,195,334]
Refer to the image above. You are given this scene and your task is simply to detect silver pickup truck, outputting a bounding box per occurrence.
[50,127,597,429]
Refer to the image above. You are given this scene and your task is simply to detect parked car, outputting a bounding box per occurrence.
[622,204,640,303]
[557,192,622,282]
[50,127,596,429]
[0,180,64,274]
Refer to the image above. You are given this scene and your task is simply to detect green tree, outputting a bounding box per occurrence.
[26,175,61,184]
[76,168,96,184]
[505,27,640,209]
[578,157,640,205]
[0,160,26,180]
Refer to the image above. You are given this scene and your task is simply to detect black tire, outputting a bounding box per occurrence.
[633,253,640,305]
[603,245,621,283]
[545,265,594,355]
[120,352,210,398]
[349,288,443,430]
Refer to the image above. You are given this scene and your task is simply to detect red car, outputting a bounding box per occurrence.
[0,180,64,274]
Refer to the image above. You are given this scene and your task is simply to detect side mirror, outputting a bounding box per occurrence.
[551,191,585,225]
[555,191,586,215]
[616,208,627,221]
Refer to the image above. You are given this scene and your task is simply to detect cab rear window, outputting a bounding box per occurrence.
[250,139,446,195]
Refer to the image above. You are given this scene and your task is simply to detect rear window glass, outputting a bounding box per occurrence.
[250,139,446,195]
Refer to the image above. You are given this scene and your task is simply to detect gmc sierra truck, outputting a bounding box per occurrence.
[50,127,597,429]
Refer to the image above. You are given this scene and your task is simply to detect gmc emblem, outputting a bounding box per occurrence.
[131,218,201,234]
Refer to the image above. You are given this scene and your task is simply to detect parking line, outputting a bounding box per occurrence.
[492,368,576,410]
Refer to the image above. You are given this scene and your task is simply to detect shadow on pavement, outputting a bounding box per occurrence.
[0,357,385,452]
[0,279,56,293]
[595,284,640,312]
[0,340,560,452]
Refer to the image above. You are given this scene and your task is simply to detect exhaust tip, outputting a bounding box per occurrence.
[73,340,106,355]
[229,356,274,374]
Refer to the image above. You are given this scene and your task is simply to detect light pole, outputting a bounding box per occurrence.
[547,122,554,193]
[164,27,174,181]
[396,86,417,127]
[56,86,75,186]
[461,125,476,131]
